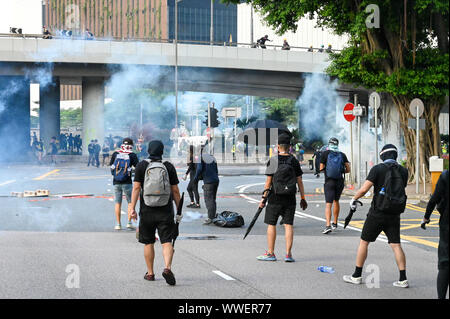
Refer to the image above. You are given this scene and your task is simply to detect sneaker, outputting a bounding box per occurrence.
[343,275,362,285]
[194,203,201,209]
[284,254,295,262]
[114,224,121,230]
[144,273,155,281]
[393,280,409,288]
[126,222,134,229]
[203,218,213,225]
[332,223,338,230]
[256,251,277,261]
[322,226,332,234]
[162,268,176,286]
[187,203,196,208]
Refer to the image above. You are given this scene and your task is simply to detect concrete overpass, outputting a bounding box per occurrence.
[0,36,359,158]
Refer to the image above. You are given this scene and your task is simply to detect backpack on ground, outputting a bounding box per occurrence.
[375,163,407,214]
[326,151,345,179]
[213,211,244,227]
[142,160,171,207]
[112,152,131,182]
[272,155,297,195]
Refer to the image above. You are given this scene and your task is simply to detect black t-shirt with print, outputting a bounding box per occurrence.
[265,154,303,206]
[134,159,179,215]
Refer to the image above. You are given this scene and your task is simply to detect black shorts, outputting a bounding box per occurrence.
[264,201,296,226]
[324,178,345,203]
[361,210,401,244]
[138,211,175,245]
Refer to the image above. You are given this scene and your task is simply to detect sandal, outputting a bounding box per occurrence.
[144,272,155,281]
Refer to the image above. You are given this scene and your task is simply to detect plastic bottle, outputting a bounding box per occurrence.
[379,187,386,195]
[317,266,335,273]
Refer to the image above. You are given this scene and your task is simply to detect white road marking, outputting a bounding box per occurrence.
[212,270,235,281]
[0,180,15,187]
[108,198,114,202]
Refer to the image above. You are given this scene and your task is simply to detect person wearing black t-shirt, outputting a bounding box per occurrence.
[320,137,350,234]
[257,133,307,262]
[343,144,410,288]
[129,140,181,286]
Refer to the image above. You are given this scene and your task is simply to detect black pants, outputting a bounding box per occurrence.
[438,224,449,299]
[187,172,200,204]
[95,153,100,167]
[203,182,219,220]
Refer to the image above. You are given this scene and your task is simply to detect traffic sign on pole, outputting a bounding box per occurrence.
[343,103,355,122]
[409,98,424,118]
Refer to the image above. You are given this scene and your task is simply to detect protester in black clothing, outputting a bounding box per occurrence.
[257,35,271,49]
[102,142,110,167]
[87,140,95,166]
[183,145,200,208]
[49,136,58,164]
[128,140,181,285]
[85,28,94,40]
[423,170,449,299]
[320,137,351,234]
[257,133,307,262]
[343,144,410,288]
[312,146,322,177]
[93,139,101,167]
[43,26,52,39]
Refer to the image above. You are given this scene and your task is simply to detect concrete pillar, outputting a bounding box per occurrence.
[39,78,60,152]
[0,76,31,162]
[82,77,105,155]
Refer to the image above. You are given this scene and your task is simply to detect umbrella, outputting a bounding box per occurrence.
[243,188,271,240]
[343,200,363,229]
[172,192,184,248]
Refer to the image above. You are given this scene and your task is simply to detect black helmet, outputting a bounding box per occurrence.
[329,137,339,146]
[380,144,398,161]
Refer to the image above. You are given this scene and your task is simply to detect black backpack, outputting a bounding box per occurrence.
[272,155,297,196]
[375,163,407,214]
[213,211,244,227]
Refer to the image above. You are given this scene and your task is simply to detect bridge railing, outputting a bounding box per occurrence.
[0,32,341,53]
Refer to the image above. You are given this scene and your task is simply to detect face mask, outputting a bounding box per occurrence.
[329,144,339,152]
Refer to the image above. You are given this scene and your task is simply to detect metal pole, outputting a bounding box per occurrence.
[357,105,361,188]
[175,0,178,129]
[208,102,211,154]
[350,120,353,184]
[210,0,214,45]
[250,5,254,44]
[422,163,426,194]
[353,94,358,185]
[374,100,378,165]
[416,105,419,194]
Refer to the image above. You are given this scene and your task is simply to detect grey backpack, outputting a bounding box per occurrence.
[143,160,171,207]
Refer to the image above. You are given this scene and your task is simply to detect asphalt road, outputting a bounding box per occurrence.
[0,162,444,299]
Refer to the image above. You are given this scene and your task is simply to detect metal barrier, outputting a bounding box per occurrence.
[0,32,340,53]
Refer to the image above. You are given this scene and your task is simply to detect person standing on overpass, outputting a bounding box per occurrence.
[343,144,409,288]
[320,137,350,234]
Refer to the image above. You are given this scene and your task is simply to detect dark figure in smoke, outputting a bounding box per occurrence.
[257,35,271,49]
[32,137,44,165]
[68,133,74,153]
[312,146,322,178]
[87,140,95,166]
[94,139,101,167]
[49,136,58,164]
[84,28,94,40]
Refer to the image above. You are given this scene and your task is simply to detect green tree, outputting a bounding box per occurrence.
[259,98,298,126]
[224,0,449,181]
[60,108,82,129]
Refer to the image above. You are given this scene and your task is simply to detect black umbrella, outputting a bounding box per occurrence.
[243,188,271,240]
[172,192,184,248]
[343,200,363,229]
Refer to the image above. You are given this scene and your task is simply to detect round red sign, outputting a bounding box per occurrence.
[343,103,355,122]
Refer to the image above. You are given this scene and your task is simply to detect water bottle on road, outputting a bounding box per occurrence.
[317,266,335,273]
